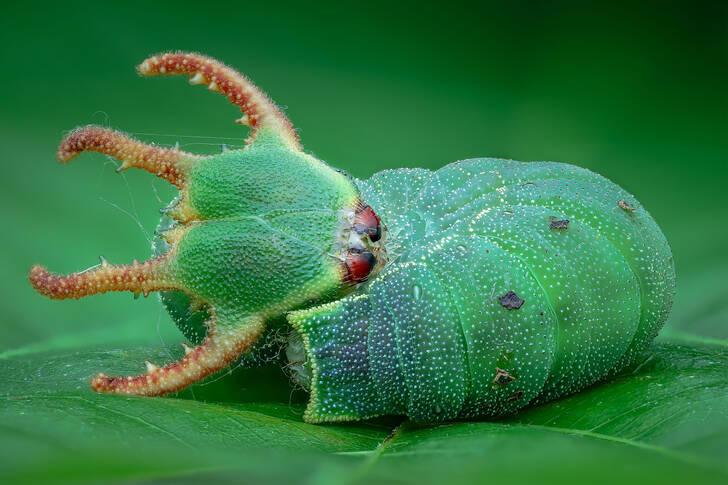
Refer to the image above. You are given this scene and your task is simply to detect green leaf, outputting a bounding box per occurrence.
[0,346,392,484]
[2,340,726,485]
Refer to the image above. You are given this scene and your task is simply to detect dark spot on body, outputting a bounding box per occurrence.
[507,390,524,403]
[499,291,525,310]
[493,368,516,387]
[549,218,569,230]
[618,200,635,212]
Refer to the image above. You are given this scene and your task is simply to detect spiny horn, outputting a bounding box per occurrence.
[137,52,301,150]
[57,126,202,188]
[29,254,177,300]
[90,317,265,396]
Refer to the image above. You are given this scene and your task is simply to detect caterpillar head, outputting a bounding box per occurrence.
[29,52,386,396]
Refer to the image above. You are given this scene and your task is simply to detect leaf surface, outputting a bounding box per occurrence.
[2,339,726,485]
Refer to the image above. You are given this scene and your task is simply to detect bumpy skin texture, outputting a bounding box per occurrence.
[164,131,357,322]
[29,53,377,397]
[288,160,675,423]
[29,53,675,423]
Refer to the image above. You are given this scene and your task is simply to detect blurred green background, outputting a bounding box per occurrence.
[2,0,727,351]
[1,1,726,484]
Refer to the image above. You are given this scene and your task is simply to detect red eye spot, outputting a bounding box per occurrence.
[344,250,376,283]
[354,206,382,242]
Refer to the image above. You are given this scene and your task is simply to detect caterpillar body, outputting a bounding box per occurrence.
[286,158,674,423]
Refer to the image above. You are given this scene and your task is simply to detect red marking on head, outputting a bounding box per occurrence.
[344,250,377,284]
[354,206,382,242]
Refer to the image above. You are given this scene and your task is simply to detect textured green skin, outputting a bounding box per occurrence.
[287,158,675,423]
[157,130,358,332]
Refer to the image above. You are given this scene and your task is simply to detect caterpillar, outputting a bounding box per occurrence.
[29,53,675,424]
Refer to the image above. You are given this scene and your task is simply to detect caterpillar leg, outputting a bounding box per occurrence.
[90,316,265,396]
[57,126,202,188]
[138,52,300,149]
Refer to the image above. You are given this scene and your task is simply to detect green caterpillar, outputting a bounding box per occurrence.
[30,53,675,424]
[287,160,675,422]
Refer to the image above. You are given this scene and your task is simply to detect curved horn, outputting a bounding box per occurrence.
[138,52,301,150]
